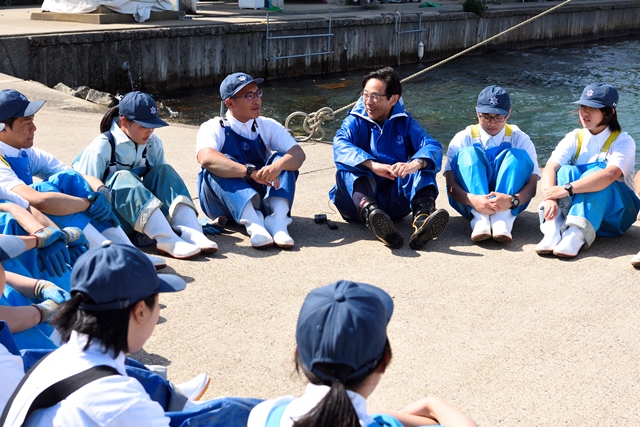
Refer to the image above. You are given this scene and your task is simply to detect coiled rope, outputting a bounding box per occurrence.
[285,0,573,142]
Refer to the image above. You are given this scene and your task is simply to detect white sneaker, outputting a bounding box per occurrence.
[491,210,516,243]
[470,210,491,242]
[174,374,210,401]
[631,251,640,268]
[553,225,585,258]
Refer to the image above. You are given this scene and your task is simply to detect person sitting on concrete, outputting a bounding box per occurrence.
[196,72,306,249]
[72,91,216,260]
[0,89,166,270]
[247,280,478,427]
[329,67,449,250]
[444,85,540,243]
[537,83,639,258]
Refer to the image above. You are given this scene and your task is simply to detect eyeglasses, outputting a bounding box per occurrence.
[361,92,390,103]
[478,113,507,123]
[233,89,264,101]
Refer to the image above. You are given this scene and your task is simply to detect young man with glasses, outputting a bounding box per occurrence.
[196,72,306,249]
[444,85,540,243]
[330,67,449,250]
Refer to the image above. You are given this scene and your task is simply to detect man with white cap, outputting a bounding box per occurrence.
[0,89,166,269]
[445,85,539,243]
[196,72,306,249]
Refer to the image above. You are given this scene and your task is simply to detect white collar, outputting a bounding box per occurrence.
[67,331,127,375]
[585,127,612,145]
[225,111,258,131]
[477,125,506,145]
[0,140,25,158]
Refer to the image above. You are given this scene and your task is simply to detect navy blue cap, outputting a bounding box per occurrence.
[573,83,618,109]
[476,85,511,116]
[0,90,45,128]
[119,91,169,129]
[220,72,264,101]
[0,235,27,262]
[296,280,394,382]
[72,243,185,311]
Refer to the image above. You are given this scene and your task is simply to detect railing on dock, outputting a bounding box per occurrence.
[264,9,334,62]
[384,11,424,66]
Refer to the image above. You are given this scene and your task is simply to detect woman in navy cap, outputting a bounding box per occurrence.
[72,91,218,260]
[537,83,640,258]
[247,280,477,427]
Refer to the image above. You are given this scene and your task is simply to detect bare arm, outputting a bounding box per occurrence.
[488,174,538,212]
[11,184,90,216]
[0,203,48,233]
[4,271,38,298]
[255,145,306,183]
[197,147,247,179]
[0,305,41,333]
[382,396,478,427]
[81,173,106,191]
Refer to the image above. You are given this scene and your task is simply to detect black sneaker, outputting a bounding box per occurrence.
[368,208,404,249]
[409,208,449,250]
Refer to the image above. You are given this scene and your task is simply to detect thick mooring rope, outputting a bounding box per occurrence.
[285,0,573,142]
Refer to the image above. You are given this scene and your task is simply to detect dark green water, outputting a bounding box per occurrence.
[157,36,640,166]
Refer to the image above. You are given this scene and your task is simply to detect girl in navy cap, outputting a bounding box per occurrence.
[72,91,218,260]
[247,280,477,427]
[537,83,640,258]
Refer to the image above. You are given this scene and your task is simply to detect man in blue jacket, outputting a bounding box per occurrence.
[329,67,448,250]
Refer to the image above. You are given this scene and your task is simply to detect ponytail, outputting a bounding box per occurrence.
[293,380,360,427]
[99,106,121,133]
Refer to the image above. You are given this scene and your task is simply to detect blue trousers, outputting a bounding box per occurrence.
[34,169,112,233]
[198,153,297,223]
[556,164,640,246]
[106,164,196,235]
[448,146,533,219]
[330,166,438,222]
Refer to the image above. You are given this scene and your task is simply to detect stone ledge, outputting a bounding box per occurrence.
[30,7,185,24]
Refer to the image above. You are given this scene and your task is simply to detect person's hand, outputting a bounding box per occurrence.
[87,191,113,222]
[468,194,497,215]
[34,280,70,304]
[37,241,71,277]
[96,185,112,203]
[32,226,67,249]
[369,161,395,180]
[255,164,282,187]
[32,299,60,324]
[487,191,512,212]
[389,161,420,179]
[542,185,570,202]
[62,227,90,263]
[542,199,559,221]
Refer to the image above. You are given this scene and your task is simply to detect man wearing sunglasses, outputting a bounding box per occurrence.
[444,85,540,243]
[330,67,449,250]
[196,72,306,249]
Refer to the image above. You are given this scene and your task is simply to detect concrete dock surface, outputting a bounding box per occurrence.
[2,69,639,426]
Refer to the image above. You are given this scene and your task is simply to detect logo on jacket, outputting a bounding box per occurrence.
[241,141,250,151]
[396,135,404,145]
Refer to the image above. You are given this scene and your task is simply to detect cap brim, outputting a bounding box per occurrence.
[157,273,187,293]
[0,235,27,262]
[24,100,45,117]
[476,107,509,116]
[133,118,169,129]
[572,100,605,108]
[228,78,264,99]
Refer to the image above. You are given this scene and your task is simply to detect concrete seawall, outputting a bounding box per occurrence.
[1,0,639,93]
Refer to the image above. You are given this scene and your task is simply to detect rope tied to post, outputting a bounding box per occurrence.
[284,0,573,143]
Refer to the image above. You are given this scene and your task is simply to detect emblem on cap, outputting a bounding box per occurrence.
[150,106,157,115]
[586,89,594,97]
[489,97,498,106]
[238,75,247,82]
[19,94,27,101]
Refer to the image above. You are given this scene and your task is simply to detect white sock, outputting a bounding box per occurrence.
[170,205,218,251]
[239,203,272,247]
[264,197,293,247]
[82,223,111,248]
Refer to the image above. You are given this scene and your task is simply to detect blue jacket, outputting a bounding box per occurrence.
[333,97,442,173]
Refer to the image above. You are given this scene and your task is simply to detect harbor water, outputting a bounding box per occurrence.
[157,35,640,166]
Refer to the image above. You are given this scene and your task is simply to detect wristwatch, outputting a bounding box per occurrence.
[510,195,520,210]
[563,183,574,197]
[244,164,255,181]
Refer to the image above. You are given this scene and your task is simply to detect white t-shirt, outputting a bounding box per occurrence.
[547,127,635,190]
[0,343,25,410]
[4,331,170,427]
[247,383,376,427]
[0,184,29,209]
[0,140,69,191]
[195,111,298,158]
[445,124,540,177]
